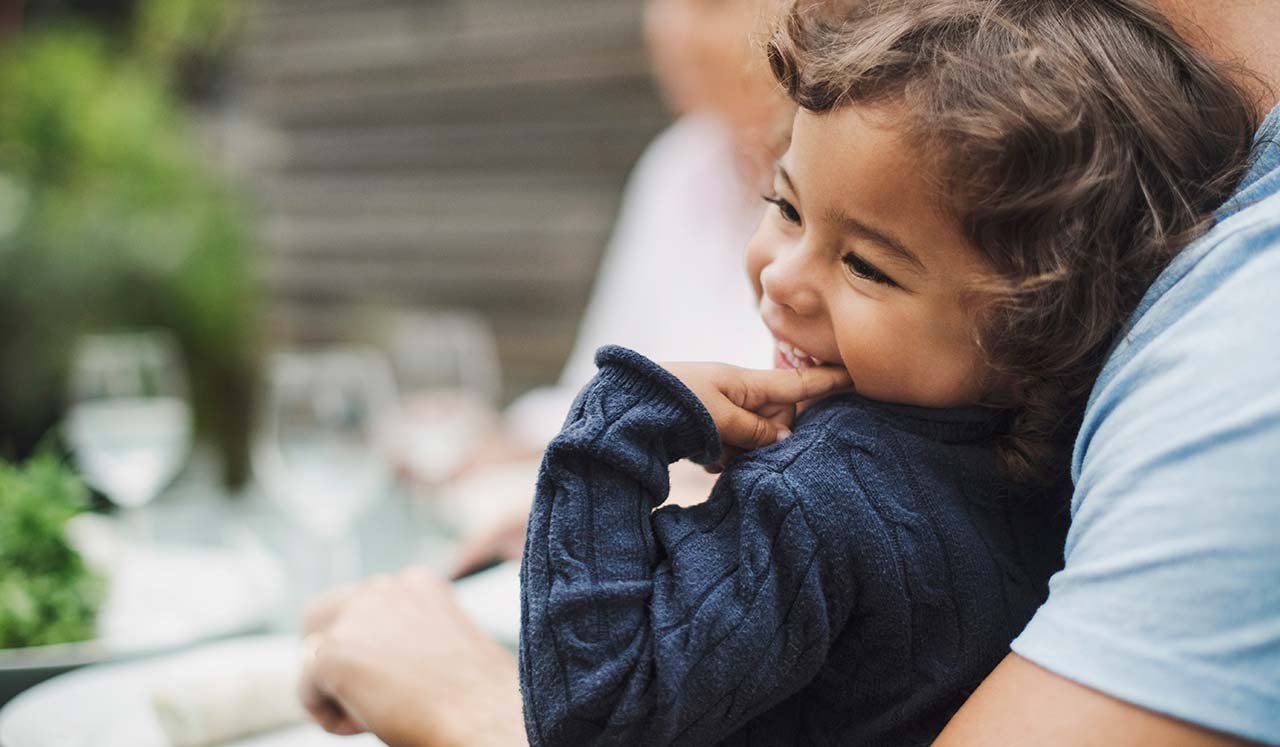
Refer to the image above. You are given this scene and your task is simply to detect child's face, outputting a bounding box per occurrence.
[746,106,995,408]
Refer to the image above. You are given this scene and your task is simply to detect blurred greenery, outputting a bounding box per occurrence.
[0,0,258,487]
[0,456,104,649]
[138,0,242,59]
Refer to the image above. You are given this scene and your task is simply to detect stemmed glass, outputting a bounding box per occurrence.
[64,331,194,541]
[253,346,397,585]
[382,310,502,487]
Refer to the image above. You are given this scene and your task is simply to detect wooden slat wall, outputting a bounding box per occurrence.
[232,0,668,400]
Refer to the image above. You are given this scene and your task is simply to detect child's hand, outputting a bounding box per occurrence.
[661,362,854,471]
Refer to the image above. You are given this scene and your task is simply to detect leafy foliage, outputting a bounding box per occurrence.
[0,2,259,486]
[0,457,104,649]
[135,0,243,69]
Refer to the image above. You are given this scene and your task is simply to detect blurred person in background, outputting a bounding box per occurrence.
[445,0,791,577]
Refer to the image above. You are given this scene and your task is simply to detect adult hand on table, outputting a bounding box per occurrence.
[298,568,526,747]
[449,504,530,580]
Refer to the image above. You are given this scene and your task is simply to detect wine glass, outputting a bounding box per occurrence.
[253,346,398,585]
[64,330,194,541]
[381,310,503,487]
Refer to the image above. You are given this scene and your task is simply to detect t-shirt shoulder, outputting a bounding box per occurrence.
[1016,154,1280,744]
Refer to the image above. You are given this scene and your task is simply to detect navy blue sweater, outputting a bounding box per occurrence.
[519,347,1068,746]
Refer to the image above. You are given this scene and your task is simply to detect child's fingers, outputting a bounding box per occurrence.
[741,366,853,408]
[759,401,797,430]
[705,444,746,474]
[720,407,791,452]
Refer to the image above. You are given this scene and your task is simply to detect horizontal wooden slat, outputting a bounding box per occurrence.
[277,121,655,175]
[252,172,623,219]
[232,0,666,398]
[245,0,637,53]
[244,76,663,130]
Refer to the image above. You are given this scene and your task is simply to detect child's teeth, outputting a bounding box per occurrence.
[779,340,828,368]
[773,340,814,368]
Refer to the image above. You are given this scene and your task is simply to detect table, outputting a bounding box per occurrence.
[0,449,470,709]
[0,453,521,746]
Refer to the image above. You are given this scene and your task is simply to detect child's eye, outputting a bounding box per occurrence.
[842,252,898,287]
[763,195,801,225]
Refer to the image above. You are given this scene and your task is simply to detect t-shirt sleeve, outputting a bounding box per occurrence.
[1011,221,1280,745]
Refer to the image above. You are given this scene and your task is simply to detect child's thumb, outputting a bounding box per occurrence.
[723,408,793,451]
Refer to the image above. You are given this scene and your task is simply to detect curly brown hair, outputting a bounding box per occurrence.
[767,0,1260,483]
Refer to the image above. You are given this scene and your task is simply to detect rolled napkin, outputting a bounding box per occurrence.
[151,652,307,747]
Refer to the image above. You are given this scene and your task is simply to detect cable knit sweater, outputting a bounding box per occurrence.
[519,346,1068,746]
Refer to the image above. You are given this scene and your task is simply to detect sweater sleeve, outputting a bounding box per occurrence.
[519,346,855,746]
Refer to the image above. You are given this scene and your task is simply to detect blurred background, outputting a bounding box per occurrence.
[0,0,798,738]
[0,0,681,722]
[241,0,666,404]
[0,0,666,487]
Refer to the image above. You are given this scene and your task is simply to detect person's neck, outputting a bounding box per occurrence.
[1158,0,1280,120]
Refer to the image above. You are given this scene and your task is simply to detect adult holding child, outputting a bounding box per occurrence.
[299,1,1280,745]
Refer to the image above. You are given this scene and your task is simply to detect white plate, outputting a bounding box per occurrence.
[0,635,379,747]
[0,518,284,702]
[452,560,521,647]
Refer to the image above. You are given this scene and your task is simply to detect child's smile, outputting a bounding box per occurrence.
[773,339,825,370]
[747,105,999,408]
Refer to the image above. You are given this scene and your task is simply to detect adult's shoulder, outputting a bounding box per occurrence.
[1013,185,1280,744]
[1077,130,1280,452]
[1073,187,1280,490]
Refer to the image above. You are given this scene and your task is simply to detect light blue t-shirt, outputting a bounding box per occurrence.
[1011,104,1280,745]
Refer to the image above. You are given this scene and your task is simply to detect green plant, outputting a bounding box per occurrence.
[135,0,243,67]
[0,456,104,649]
[0,10,259,486]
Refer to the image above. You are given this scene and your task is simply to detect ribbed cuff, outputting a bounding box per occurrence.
[593,345,723,465]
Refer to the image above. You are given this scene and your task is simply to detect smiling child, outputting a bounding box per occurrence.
[518,1,1259,745]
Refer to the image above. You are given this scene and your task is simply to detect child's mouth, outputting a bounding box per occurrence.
[774,340,824,370]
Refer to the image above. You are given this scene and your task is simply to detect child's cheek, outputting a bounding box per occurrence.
[744,219,776,306]
[832,319,919,404]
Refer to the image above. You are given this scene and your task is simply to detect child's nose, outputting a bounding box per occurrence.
[760,252,822,317]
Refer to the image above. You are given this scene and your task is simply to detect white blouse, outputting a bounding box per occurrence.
[505,115,775,447]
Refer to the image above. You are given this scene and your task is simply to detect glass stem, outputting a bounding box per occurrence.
[330,533,362,585]
[125,504,153,546]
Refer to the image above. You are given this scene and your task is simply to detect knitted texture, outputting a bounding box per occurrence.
[519,346,1068,746]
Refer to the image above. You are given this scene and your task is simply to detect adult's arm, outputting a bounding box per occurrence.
[940,190,1280,745]
[936,654,1254,746]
